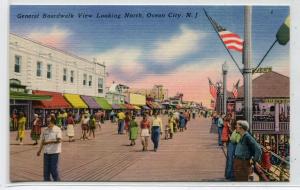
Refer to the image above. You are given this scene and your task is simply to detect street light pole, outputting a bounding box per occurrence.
[243,6,253,133]
[222,61,228,115]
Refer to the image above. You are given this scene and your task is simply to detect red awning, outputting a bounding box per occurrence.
[124,104,135,110]
[32,90,71,109]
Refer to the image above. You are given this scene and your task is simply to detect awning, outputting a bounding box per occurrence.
[112,104,120,109]
[64,94,88,108]
[152,102,162,109]
[124,104,135,110]
[32,90,71,109]
[10,91,52,101]
[93,97,112,110]
[81,95,100,109]
[142,105,150,110]
[133,105,141,110]
[118,104,126,109]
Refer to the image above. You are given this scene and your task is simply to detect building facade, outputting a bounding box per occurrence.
[9,33,106,97]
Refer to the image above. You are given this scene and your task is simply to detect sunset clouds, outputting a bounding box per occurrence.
[27,26,71,49]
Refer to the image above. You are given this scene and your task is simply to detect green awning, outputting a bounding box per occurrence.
[10,92,52,101]
[93,97,112,110]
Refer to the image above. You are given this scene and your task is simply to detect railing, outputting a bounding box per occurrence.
[255,145,290,181]
[252,122,275,131]
[279,122,289,133]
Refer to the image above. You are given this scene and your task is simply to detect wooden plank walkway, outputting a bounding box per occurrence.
[10,115,226,182]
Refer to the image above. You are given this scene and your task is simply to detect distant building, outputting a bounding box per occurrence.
[128,85,168,101]
[105,83,128,105]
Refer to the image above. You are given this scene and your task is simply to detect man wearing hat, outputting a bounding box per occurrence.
[233,120,262,181]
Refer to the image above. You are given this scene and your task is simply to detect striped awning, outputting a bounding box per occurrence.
[81,95,100,109]
[133,105,141,110]
[93,97,112,110]
[64,94,88,108]
[142,105,150,110]
[32,90,71,109]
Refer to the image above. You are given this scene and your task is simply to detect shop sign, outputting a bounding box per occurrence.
[252,67,272,73]
[263,99,290,104]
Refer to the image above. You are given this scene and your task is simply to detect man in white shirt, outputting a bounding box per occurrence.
[37,115,62,181]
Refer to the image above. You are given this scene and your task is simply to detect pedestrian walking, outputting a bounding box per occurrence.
[167,113,176,139]
[140,114,151,151]
[80,115,89,140]
[129,115,138,146]
[233,120,262,181]
[95,110,102,130]
[216,114,224,146]
[179,112,186,132]
[110,110,115,123]
[89,115,96,139]
[16,112,26,145]
[225,120,240,181]
[117,111,126,134]
[56,111,63,130]
[37,115,62,181]
[66,112,75,142]
[124,112,131,134]
[31,114,42,145]
[151,112,163,152]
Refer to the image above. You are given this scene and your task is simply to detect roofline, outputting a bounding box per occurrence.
[238,71,289,90]
[10,33,106,68]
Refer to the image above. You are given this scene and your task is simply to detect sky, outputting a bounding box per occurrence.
[10,5,290,107]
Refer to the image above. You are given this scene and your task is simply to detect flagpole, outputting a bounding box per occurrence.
[252,39,278,74]
[203,8,243,74]
[243,6,253,133]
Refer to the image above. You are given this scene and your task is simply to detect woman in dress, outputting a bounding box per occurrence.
[31,114,42,145]
[222,116,231,146]
[124,112,131,134]
[140,114,151,151]
[66,112,75,142]
[17,112,27,145]
[129,115,138,146]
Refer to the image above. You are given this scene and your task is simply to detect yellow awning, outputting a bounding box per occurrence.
[133,105,141,110]
[64,94,88,108]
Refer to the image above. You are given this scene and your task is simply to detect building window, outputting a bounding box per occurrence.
[47,64,52,79]
[70,70,74,83]
[83,74,87,86]
[36,61,42,77]
[14,55,21,73]
[98,78,103,93]
[63,68,67,82]
[89,75,92,86]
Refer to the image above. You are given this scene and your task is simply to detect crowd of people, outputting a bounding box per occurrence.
[212,112,263,181]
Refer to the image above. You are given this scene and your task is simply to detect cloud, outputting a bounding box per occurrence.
[93,47,145,82]
[151,25,206,64]
[27,26,71,49]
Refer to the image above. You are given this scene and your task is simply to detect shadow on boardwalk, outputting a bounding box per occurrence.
[10,116,226,182]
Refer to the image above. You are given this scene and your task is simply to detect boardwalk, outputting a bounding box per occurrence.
[10,116,226,182]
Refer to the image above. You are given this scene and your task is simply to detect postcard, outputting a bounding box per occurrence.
[6,2,294,187]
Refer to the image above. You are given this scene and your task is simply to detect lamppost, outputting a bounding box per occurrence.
[222,61,228,115]
[216,82,223,114]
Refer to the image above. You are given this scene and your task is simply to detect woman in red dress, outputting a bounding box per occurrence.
[222,115,230,146]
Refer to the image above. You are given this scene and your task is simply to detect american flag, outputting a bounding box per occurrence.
[208,78,217,99]
[210,17,244,52]
[232,80,240,98]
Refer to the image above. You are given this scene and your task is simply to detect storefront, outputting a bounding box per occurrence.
[228,71,289,159]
